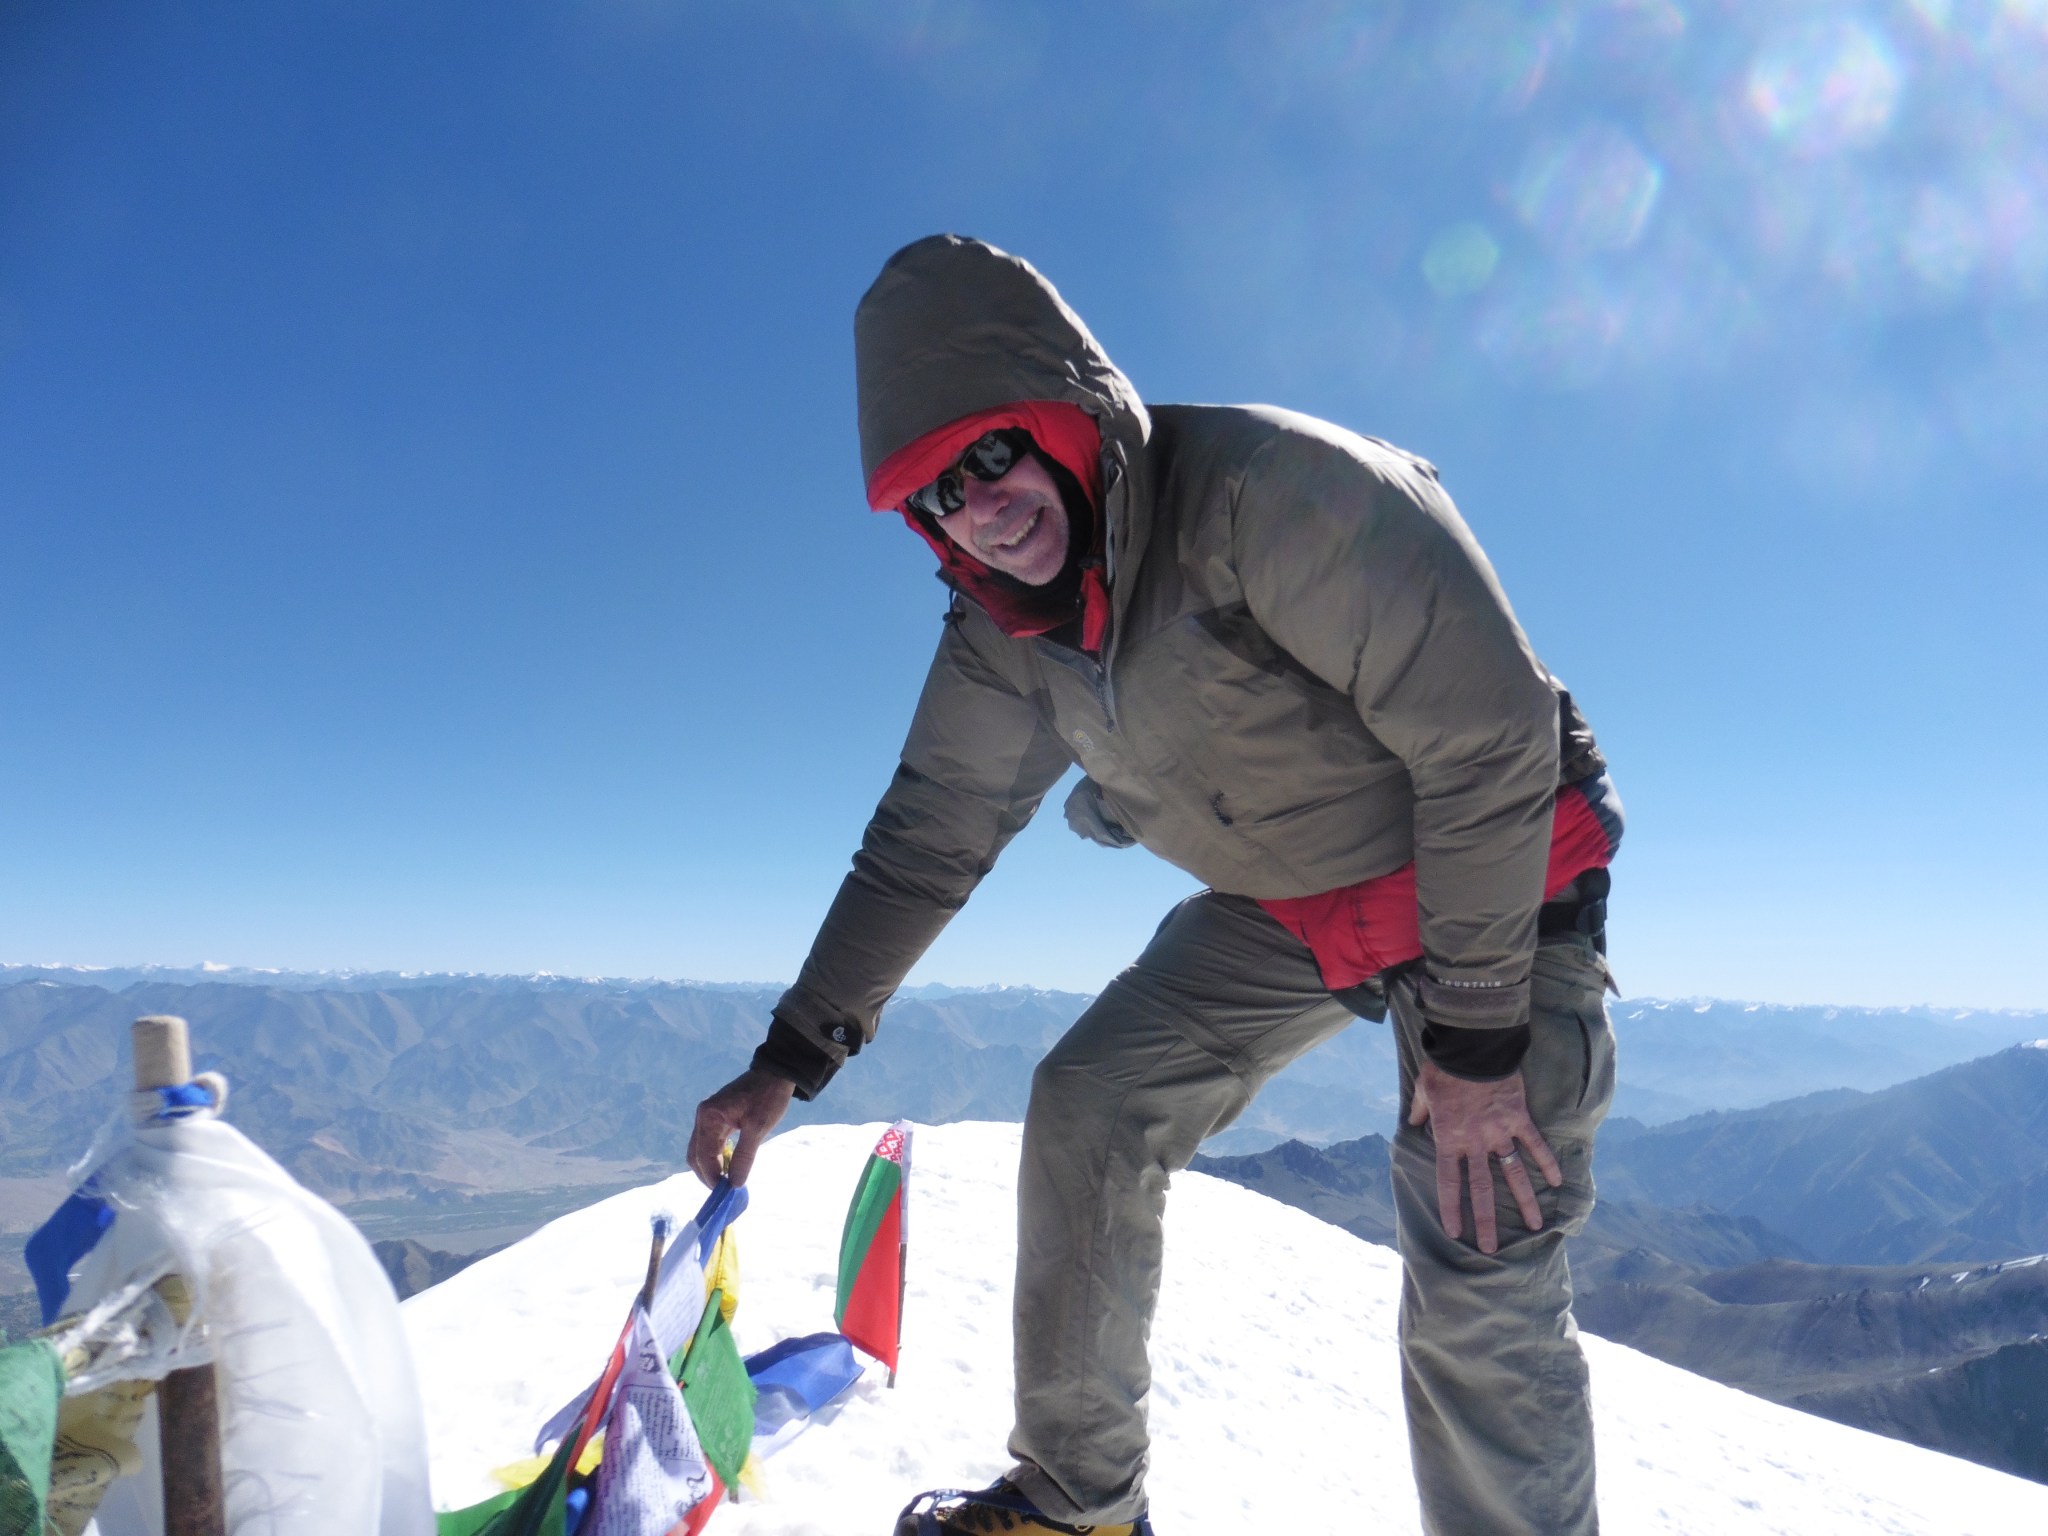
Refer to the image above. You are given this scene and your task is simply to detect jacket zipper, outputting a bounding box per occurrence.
[966,435,1128,733]
[1035,643,1114,730]
[1094,443,1126,732]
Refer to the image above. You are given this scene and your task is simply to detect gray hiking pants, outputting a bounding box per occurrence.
[1005,889,1616,1535]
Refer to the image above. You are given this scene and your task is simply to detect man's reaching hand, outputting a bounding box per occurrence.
[1407,1059,1562,1255]
[688,1068,796,1188]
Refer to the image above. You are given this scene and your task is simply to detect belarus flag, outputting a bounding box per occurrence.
[834,1121,912,1372]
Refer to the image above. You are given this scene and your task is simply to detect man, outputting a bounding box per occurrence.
[689,235,1622,1536]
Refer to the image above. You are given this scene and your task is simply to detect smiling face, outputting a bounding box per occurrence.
[931,450,1071,586]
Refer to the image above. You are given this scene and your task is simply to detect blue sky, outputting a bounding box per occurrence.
[3,1,2044,1007]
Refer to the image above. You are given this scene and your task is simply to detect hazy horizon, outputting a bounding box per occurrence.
[9,956,2048,1019]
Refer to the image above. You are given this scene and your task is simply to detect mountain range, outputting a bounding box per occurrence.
[0,975,1089,1201]
[2,969,2039,1216]
[6,967,2045,1483]
[1193,1042,2048,1484]
[1598,1041,2048,1264]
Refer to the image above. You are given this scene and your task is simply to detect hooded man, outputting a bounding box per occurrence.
[689,236,1623,1536]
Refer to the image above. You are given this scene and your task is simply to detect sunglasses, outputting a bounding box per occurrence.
[904,428,1035,520]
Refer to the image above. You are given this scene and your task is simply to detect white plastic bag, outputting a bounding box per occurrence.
[65,1098,433,1536]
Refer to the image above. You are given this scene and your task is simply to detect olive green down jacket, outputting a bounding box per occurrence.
[767,235,1604,1096]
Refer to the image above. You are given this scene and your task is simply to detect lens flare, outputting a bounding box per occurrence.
[1579,0,1688,65]
[1420,222,1501,297]
[1983,163,2048,292]
[1938,326,2048,469]
[1233,0,1404,109]
[1610,225,1759,372]
[1902,186,1987,296]
[1782,384,1939,505]
[1119,0,2044,403]
[1475,272,1626,389]
[1428,7,1562,113]
[1810,175,1907,302]
[1747,18,1905,156]
[1510,123,1664,255]
[1982,10,2048,119]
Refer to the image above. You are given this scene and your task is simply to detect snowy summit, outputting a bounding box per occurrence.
[405,1123,2048,1535]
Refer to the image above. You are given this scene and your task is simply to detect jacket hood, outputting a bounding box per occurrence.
[855,235,1150,491]
[876,399,1114,651]
[854,236,1152,651]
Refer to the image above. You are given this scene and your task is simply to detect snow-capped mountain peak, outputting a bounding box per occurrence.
[404,1123,2048,1535]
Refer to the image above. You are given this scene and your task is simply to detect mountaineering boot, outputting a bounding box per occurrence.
[894,1479,1154,1536]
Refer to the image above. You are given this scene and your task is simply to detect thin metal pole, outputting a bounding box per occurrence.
[887,1239,906,1388]
[134,1015,227,1536]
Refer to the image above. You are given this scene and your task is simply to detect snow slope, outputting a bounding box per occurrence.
[405,1123,2048,1535]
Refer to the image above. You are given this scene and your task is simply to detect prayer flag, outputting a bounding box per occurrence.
[702,1227,739,1325]
[24,1185,113,1326]
[673,1289,756,1492]
[834,1122,911,1371]
[534,1182,747,1457]
[436,1429,573,1536]
[587,1308,716,1536]
[744,1332,864,1458]
[0,1339,63,1535]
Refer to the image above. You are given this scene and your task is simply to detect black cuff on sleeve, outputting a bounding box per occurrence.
[750,1016,841,1101]
[1418,973,1529,1028]
[1421,1021,1531,1081]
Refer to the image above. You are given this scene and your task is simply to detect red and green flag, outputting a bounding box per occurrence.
[834,1121,911,1375]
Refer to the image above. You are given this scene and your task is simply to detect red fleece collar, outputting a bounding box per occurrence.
[868,401,1109,652]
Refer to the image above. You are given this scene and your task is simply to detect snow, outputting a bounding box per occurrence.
[406,1122,2048,1535]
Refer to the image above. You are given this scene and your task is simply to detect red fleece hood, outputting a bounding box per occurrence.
[867,400,1110,652]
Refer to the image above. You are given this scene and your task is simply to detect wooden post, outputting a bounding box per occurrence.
[639,1214,670,1313]
[133,1015,228,1536]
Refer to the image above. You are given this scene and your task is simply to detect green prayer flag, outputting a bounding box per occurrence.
[0,1339,63,1535]
[435,1485,526,1536]
[674,1287,756,1490]
[433,1436,569,1536]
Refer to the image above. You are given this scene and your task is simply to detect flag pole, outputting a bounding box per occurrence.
[887,1236,906,1389]
[888,1123,911,1388]
[135,1015,227,1536]
[640,1213,671,1312]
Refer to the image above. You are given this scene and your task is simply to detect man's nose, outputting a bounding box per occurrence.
[961,476,1010,522]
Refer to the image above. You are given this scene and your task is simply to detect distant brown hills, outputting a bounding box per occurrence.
[7,971,2044,1481]
[0,974,1094,1202]
[1194,1043,2048,1486]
